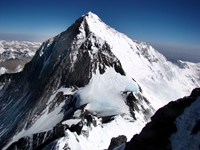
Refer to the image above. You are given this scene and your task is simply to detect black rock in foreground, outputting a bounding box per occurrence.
[108,135,127,150]
[125,88,200,150]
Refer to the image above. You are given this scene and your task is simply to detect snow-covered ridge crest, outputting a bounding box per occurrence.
[83,11,124,39]
[83,11,101,21]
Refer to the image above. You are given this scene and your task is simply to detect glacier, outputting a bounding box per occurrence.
[76,67,138,116]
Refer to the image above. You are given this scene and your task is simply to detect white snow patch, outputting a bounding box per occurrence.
[73,109,82,118]
[62,119,81,127]
[0,67,7,75]
[76,67,138,116]
[56,115,144,150]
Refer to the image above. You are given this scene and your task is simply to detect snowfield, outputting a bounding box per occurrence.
[76,67,138,116]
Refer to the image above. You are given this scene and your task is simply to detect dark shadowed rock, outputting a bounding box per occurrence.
[68,121,83,135]
[191,119,200,135]
[108,135,127,150]
[7,123,66,150]
[85,114,93,126]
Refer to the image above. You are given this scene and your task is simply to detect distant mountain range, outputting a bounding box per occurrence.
[0,12,199,150]
[0,40,41,74]
[152,43,200,63]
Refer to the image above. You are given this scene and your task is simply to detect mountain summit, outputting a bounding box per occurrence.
[0,12,200,150]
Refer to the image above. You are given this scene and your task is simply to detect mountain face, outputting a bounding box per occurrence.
[0,12,199,150]
[0,40,41,74]
[124,88,200,150]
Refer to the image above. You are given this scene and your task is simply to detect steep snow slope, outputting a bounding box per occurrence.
[79,12,200,109]
[0,12,200,150]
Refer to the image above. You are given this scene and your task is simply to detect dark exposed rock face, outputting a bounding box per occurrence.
[125,88,200,150]
[126,92,137,119]
[108,135,127,150]
[123,90,154,122]
[7,123,66,150]
[68,121,83,135]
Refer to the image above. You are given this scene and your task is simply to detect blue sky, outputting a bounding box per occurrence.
[0,0,200,61]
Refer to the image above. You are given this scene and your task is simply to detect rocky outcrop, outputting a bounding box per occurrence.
[7,123,67,150]
[125,88,200,150]
[108,135,127,150]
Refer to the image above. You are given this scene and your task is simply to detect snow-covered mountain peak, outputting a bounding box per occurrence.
[83,11,101,20]
[71,12,200,108]
[0,12,200,150]
[78,12,165,65]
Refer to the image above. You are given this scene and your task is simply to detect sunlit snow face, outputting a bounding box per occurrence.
[75,67,138,116]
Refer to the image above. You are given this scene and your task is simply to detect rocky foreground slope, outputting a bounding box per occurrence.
[124,88,200,150]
